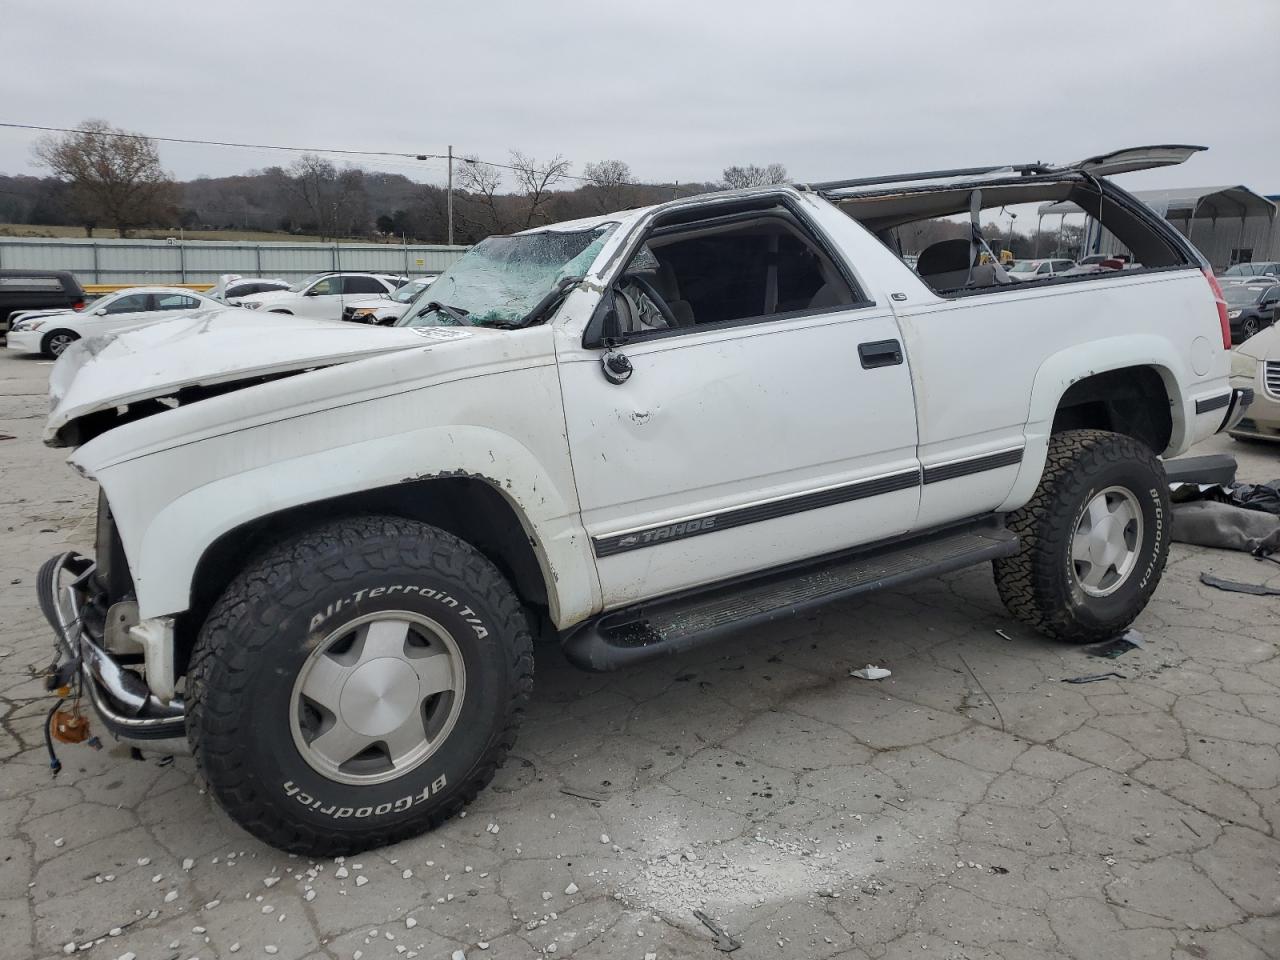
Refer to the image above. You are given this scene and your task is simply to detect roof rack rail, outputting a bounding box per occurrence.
[807,162,1051,194]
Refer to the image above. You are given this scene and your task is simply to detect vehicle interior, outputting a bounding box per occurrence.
[832,177,1192,297]
[606,205,859,338]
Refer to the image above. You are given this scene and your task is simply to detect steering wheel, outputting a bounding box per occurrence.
[618,273,680,331]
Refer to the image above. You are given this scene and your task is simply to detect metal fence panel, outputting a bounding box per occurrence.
[0,237,469,285]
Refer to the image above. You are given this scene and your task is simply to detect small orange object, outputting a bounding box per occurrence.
[51,709,90,744]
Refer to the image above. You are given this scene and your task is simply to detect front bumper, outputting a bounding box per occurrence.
[38,551,186,742]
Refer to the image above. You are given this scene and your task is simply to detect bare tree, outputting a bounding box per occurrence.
[278,154,368,239]
[582,159,636,212]
[721,163,789,189]
[32,119,176,237]
[509,151,572,228]
[455,156,508,236]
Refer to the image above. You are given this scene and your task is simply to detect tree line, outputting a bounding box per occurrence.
[1,120,795,243]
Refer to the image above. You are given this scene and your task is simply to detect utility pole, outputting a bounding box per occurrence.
[447,144,454,246]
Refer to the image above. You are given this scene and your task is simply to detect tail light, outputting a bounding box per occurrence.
[1203,269,1231,349]
[72,299,85,312]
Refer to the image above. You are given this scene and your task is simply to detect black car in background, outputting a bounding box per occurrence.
[1224,281,1280,344]
[0,270,87,334]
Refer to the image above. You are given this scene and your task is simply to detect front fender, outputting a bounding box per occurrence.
[95,424,599,628]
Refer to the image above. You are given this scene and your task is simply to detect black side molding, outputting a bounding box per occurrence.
[1195,393,1231,415]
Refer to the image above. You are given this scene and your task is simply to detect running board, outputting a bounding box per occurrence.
[562,518,1018,671]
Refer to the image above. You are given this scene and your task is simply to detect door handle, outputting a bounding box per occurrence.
[858,339,904,369]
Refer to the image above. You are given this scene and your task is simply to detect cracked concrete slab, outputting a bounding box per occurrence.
[1,348,1278,959]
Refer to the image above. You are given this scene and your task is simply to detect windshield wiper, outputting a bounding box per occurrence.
[417,301,470,324]
[515,276,584,329]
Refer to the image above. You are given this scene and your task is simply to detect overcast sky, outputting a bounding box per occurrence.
[3,0,1277,194]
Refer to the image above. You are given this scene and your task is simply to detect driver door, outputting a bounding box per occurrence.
[297,275,344,320]
[557,203,921,609]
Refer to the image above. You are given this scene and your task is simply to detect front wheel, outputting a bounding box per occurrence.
[42,329,79,357]
[1239,317,1260,343]
[993,430,1169,642]
[187,515,533,855]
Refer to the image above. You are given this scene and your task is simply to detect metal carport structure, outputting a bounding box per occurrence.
[1038,185,1278,270]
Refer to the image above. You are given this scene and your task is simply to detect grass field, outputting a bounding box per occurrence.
[0,223,352,243]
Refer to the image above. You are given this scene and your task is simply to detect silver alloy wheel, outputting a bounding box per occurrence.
[48,334,75,356]
[289,611,466,785]
[1070,485,1145,598]
[1241,317,1258,341]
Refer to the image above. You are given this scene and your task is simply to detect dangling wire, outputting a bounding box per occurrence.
[44,698,64,775]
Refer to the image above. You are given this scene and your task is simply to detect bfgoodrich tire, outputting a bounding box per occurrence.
[187,515,533,855]
[993,430,1170,642]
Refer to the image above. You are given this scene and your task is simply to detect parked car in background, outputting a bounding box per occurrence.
[237,272,408,322]
[1220,261,1280,281]
[6,286,223,357]
[206,274,292,304]
[1229,319,1280,442]
[1006,258,1076,281]
[0,270,86,334]
[341,275,438,324]
[1224,281,1280,344]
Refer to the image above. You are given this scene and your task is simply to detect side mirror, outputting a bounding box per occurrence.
[584,289,622,349]
[92,307,107,316]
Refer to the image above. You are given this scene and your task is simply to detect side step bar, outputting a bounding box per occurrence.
[562,517,1019,671]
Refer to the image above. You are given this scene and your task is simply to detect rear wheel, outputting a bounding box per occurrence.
[187,515,533,855]
[994,430,1169,642]
[41,329,79,357]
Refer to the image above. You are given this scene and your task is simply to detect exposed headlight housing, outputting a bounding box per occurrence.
[352,308,380,318]
[1230,351,1257,379]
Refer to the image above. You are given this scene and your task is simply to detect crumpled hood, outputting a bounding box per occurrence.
[46,308,432,445]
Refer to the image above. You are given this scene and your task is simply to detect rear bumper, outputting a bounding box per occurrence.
[38,551,186,743]
[1216,387,1254,434]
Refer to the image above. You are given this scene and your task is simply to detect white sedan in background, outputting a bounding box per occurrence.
[6,287,224,358]
[237,272,407,322]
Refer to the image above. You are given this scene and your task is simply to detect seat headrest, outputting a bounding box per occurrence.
[917,238,973,277]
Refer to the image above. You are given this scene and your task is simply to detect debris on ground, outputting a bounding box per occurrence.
[1199,571,1280,596]
[1061,672,1127,684]
[693,909,742,952]
[1089,629,1145,659]
[849,664,892,680]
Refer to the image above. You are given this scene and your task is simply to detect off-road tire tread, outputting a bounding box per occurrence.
[993,429,1168,642]
[187,514,534,856]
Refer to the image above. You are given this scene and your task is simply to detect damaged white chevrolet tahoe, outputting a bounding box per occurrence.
[36,145,1251,854]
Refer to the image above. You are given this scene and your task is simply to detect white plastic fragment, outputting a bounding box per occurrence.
[263,876,280,888]
[109,927,122,937]
[265,948,278,956]
[355,875,369,887]
[304,889,316,901]
[335,866,349,879]
[163,890,179,903]
[182,858,195,871]
[850,664,892,680]
[564,882,579,895]
[600,834,610,844]
[452,952,466,960]
[137,857,151,867]
[541,891,553,901]
[406,917,417,929]
[401,868,413,879]
[62,944,75,955]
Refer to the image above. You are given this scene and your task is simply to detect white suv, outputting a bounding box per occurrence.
[238,272,407,321]
[33,144,1251,856]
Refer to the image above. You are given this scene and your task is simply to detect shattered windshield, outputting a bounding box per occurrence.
[399,224,616,329]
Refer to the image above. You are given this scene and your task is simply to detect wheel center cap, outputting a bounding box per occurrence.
[339,658,420,736]
[1091,516,1119,559]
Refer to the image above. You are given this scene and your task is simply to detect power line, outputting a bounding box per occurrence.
[0,120,597,183]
